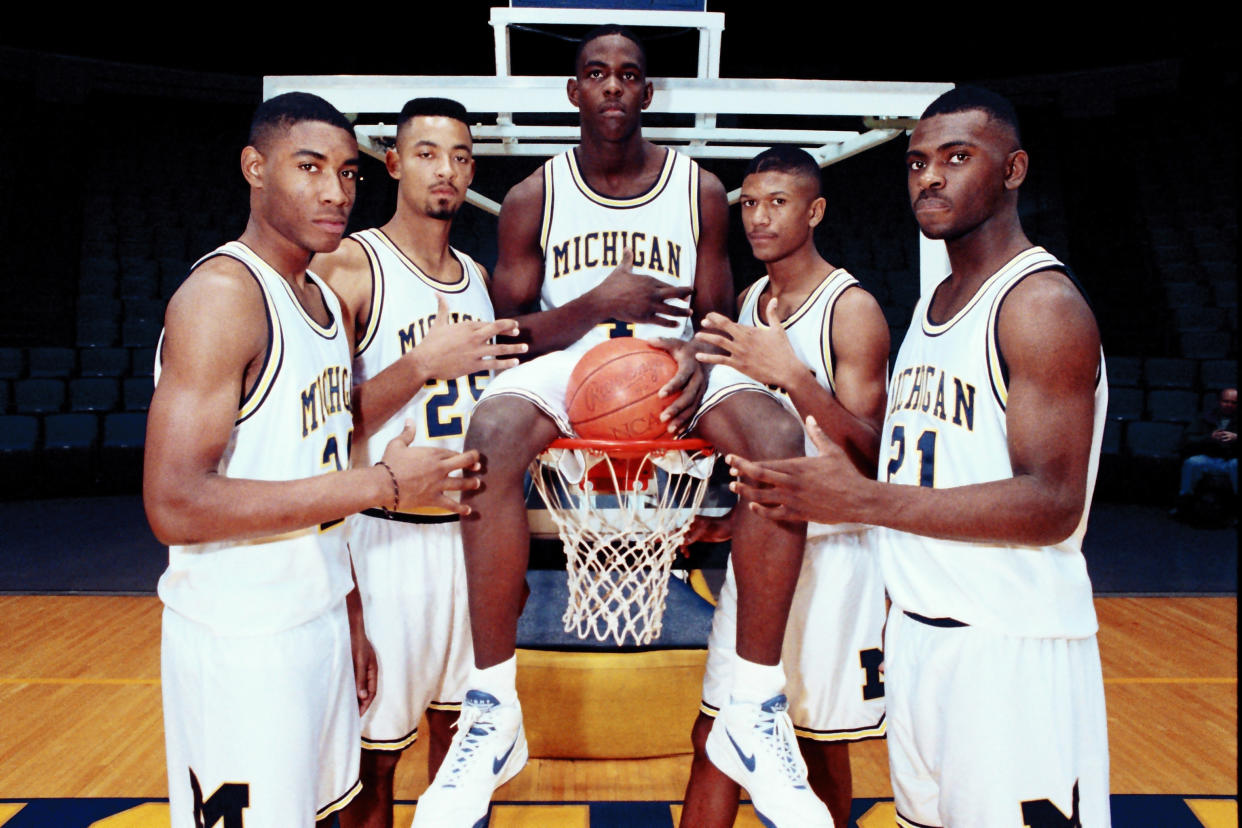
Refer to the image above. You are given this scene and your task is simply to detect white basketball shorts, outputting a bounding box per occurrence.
[348,515,472,750]
[885,605,1111,827]
[161,600,361,827]
[700,529,887,740]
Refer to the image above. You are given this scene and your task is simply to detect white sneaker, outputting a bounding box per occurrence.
[411,690,528,828]
[705,694,834,828]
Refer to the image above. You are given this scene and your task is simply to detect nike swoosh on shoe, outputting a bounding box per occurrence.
[725,729,756,772]
[493,736,519,775]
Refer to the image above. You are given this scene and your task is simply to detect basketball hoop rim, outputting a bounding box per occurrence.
[545,437,713,456]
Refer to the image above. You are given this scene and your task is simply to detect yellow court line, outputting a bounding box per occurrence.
[1185,797,1238,828]
[0,677,160,686]
[0,803,26,827]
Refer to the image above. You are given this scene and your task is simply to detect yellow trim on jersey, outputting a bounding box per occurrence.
[395,506,459,517]
[236,264,283,425]
[539,160,555,254]
[818,271,858,394]
[921,246,1059,337]
[982,248,1065,409]
[316,778,362,821]
[746,269,850,330]
[361,726,419,751]
[986,295,1010,410]
[688,158,701,245]
[364,228,471,293]
[352,232,386,357]
[224,241,340,340]
[566,146,677,208]
[744,269,856,394]
[794,714,887,743]
[428,700,463,712]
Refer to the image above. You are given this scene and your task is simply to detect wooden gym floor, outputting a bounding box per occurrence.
[0,593,1235,826]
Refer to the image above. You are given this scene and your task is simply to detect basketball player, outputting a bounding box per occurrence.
[143,92,482,828]
[728,87,1112,827]
[680,146,889,828]
[413,27,831,828]
[311,97,525,828]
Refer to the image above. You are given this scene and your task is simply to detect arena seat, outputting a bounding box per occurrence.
[1107,386,1144,422]
[78,347,130,378]
[0,348,23,380]
[1125,421,1185,460]
[129,347,157,377]
[1146,389,1199,425]
[1107,356,1142,387]
[1143,358,1197,390]
[1199,359,1237,391]
[122,377,154,411]
[1180,331,1232,360]
[27,348,76,378]
[14,378,66,415]
[69,377,121,413]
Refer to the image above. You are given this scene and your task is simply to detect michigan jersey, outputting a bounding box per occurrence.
[155,241,355,636]
[874,246,1107,638]
[349,228,495,464]
[539,147,699,351]
[736,268,868,537]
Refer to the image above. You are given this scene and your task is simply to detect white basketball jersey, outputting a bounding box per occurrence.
[349,228,496,463]
[737,268,868,537]
[156,241,356,636]
[539,147,699,351]
[874,247,1108,638]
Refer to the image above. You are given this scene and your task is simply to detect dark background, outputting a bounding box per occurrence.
[0,1,1236,507]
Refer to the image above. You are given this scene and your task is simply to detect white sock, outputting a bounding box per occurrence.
[468,655,518,706]
[731,656,785,705]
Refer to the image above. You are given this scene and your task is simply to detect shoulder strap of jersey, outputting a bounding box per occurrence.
[349,231,385,357]
[819,269,862,394]
[538,154,562,256]
[985,249,1102,408]
[202,243,283,426]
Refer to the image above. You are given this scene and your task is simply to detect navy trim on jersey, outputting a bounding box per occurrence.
[904,610,968,628]
[567,146,676,209]
[360,507,461,524]
[196,251,281,427]
[989,263,1101,410]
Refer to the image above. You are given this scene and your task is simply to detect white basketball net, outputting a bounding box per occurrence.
[532,441,716,647]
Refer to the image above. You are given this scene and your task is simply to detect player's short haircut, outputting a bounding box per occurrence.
[921,85,1022,145]
[745,145,822,197]
[397,97,472,138]
[575,24,647,76]
[248,91,354,152]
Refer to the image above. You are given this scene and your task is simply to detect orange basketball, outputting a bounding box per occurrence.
[567,339,679,440]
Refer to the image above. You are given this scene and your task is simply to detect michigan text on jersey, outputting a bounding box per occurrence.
[398,311,485,355]
[550,231,683,280]
[300,365,352,438]
[888,364,976,431]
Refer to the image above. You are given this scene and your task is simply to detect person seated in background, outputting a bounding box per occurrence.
[1173,387,1237,524]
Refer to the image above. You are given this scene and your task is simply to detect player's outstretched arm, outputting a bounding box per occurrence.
[491,170,694,358]
[143,260,479,546]
[730,272,1100,545]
